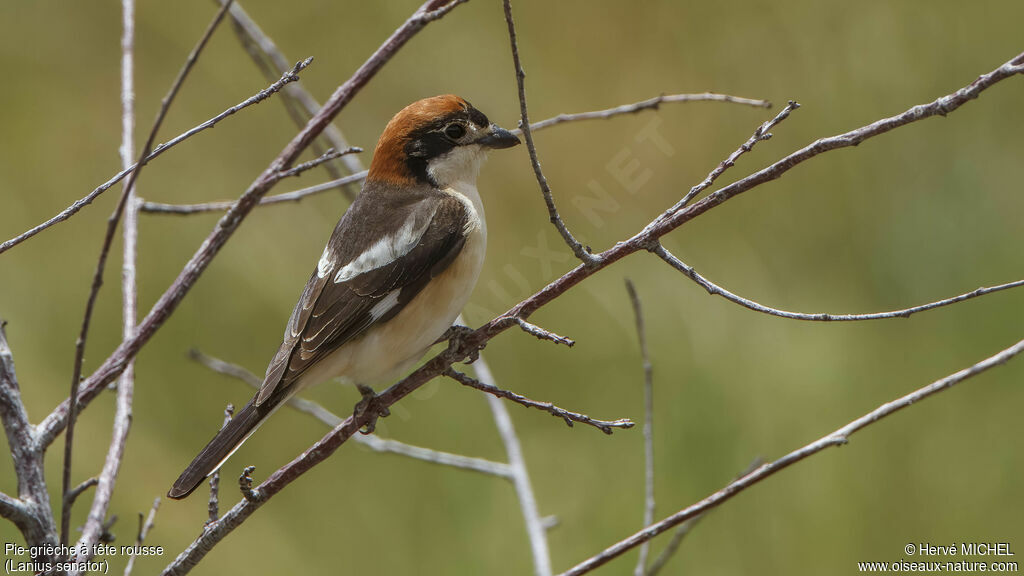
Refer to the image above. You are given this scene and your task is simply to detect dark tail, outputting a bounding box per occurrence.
[167,390,286,500]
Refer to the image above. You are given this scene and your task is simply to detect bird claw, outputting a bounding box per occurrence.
[441,324,479,364]
[354,384,389,435]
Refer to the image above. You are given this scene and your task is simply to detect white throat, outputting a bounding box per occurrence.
[427,144,487,190]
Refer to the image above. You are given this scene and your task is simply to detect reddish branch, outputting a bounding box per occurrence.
[161,51,1024,574]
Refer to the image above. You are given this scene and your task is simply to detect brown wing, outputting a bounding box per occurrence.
[256,185,469,405]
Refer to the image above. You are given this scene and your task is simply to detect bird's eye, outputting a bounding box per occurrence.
[444,123,466,140]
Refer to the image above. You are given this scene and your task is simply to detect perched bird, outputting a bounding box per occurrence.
[168,95,519,499]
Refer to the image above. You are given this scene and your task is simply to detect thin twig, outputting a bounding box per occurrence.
[140,172,367,215]
[207,405,234,524]
[558,336,1024,575]
[676,100,799,211]
[73,3,141,566]
[645,457,760,576]
[502,0,598,266]
[187,350,511,478]
[644,516,703,576]
[444,368,633,434]
[625,280,655,576]
[657,245,1024,321]
[62,0,235,547]
[510,317,575,347]
[123,497,160,576]
[524,93,771,133]
[66,477,99,509]
[275,146,362,179]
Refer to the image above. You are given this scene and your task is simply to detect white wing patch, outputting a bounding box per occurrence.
[317,245,334,279]
[334,212,434,284]
[369,289,402,321]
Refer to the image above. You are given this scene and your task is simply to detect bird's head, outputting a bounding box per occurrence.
[366,95,520,189]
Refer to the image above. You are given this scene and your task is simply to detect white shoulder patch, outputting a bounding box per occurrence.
[334,212,433,284]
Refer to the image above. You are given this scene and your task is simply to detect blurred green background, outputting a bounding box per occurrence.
[1,0,1022,574]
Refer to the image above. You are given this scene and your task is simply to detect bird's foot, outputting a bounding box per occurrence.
[439,324,479,364]
[354,384,390,435]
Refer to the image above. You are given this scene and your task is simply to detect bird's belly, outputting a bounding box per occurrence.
[299,226,486,387]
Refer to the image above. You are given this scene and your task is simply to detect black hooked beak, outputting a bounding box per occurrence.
[477,123,521,149]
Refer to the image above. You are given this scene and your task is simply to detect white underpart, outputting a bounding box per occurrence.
[334,212,434,283]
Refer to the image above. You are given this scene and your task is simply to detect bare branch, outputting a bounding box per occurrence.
[502,0,597,266]
[444,368,633,434]
[675,100,799,210]
[0,321,57,548]
[139,172,367,215]
[657,245,1024,321]
[207,405,234,524]
[509,317,575,347]
[275,146,362,179]
[37,0,465,453]
[625,280,655,576]
[644,516,703,576]
[0,492,31,527]
[66,477,99,509]
[474,353,552,576]
[524,92,771,133]
[62,0,235,547]
[188,350,512,478]
[559,336,1024,575]
[0,45,306,256]
[123,497,161,576]
[223,0,366,196]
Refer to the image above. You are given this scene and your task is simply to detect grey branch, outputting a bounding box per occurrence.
[207,405,234,524]
[677,100,799,211]
[523,92,771,133]
[275,146,362,179]
[72,1,141,565]
[63,0,235,549]
[509,317,575,347]
[444,368,634,434]
[65,477,99,508]
[0,321,57,549]
[459,308,552,576]
[123,497,161,576]
[223,0,366,197]
[559,337,1024,575]
[502,0,598,266]
[139,171,368,215]
[657,245,1024,321]
[625,280,655,576]
[188,350,512,479]
[477,359,553,576]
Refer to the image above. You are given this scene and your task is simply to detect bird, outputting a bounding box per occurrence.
[168,95,520,499]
